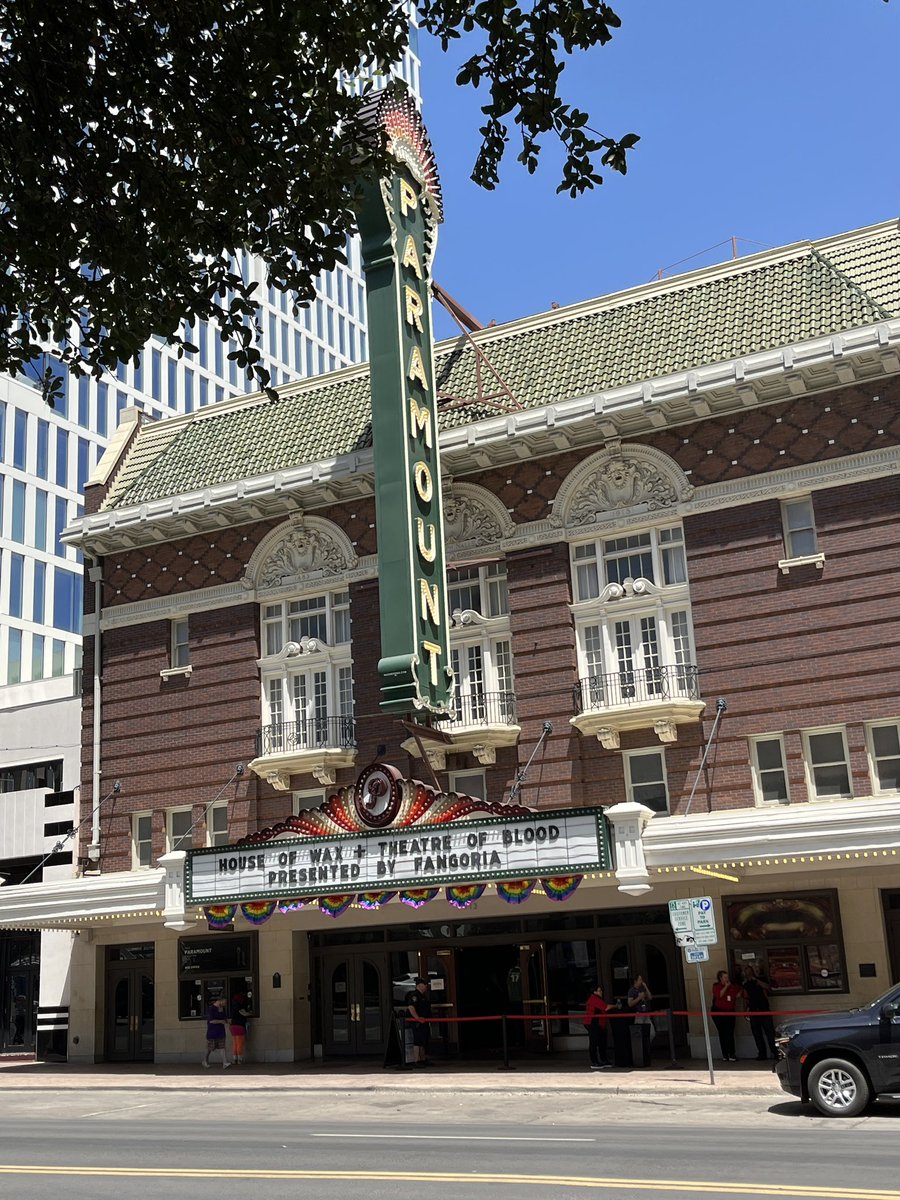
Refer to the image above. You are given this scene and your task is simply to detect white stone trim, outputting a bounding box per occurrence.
[778,552,826,575]
[242,513,358,596]
[65,316,900,553]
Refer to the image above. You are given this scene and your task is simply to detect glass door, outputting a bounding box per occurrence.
[518,943,551,1052]
[417,948,459,1054]
[105,962,155,1062]
[322,954,388,1057]
[1,934,39,1053]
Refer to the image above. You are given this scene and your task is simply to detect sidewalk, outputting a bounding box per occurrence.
[0,1053,783,1097]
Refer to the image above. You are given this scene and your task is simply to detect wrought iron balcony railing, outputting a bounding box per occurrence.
[438,690,518,729]
[573,665,700,714]
[256,716,357,757]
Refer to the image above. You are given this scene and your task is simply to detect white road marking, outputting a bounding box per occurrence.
[312,1132,595,1143]
[78,1103,152,1119]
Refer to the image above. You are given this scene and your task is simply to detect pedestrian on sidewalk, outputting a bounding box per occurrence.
[407,977,432,1066]
[203,996,231,1069]
[711,970,743,1062]
[229,993,251,1065]
[583,982,612,1070]
[741,966,777,1061]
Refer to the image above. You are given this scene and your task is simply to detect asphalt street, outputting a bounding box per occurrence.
[0,1089,898,1200]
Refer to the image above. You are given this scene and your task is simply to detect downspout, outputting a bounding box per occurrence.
[86,555,104,867]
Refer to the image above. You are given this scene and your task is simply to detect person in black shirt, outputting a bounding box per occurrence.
[407,977,432,1065]
[742,966,777,1060]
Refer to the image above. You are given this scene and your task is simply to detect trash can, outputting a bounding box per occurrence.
[630,1022,651,1068]
[611,1018,633,1067]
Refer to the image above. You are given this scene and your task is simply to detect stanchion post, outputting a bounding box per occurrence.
[397,1013,409,1071]
[497,1014,516,1071]
[665,1006,682,1069]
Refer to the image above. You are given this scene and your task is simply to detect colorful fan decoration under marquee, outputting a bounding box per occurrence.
[541,876,582,902]
[497,879,537,905]
[399,888,439,909]
[277,898,306,914]
[319,894,354,918]
[357,891,396,910]
[240,900,277,925]
[204,904,236,929]
[446,884,485,910]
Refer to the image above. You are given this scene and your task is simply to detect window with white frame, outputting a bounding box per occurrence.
[259,589,354,752]
[866,721,900,794]
[781,497,818,559]
[170,618,190,668]
[571,524,697,710]
[750,735,790,804]
[447,562,508,618]
[294,789,327,813]
[624,749,669,814]
[167,807,193,852]
[802,728,852,800]
[448,769,487,801]
[133,813,153,869]
[446,562,515,727]
[207,803,229,847]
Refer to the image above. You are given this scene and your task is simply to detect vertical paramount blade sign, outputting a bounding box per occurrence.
[355,92,453,717]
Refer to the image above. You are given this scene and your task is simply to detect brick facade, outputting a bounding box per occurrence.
[80,382,900,869]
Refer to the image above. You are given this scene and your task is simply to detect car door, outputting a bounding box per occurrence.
[873,986,900,1092]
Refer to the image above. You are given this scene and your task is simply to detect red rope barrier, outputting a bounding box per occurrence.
[405,1008,826,1024]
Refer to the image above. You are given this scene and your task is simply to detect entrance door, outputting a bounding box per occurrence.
[518,943,551,1052]
[105,962,155,1062]
[601,935,686,1050]
[1,934,39,1053]
[322,955,387,1056]
[417,948,459,1054]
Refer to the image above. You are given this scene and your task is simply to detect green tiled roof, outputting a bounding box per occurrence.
[104,220,899,510]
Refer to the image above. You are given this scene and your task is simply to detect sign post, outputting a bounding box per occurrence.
[668,897,718,1086]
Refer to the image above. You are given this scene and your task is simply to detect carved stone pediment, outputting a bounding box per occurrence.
[243,515,357,593]
[554,442,694,529]
[443,484,513,551]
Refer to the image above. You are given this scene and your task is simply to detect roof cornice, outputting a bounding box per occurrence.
[64,316,900,554]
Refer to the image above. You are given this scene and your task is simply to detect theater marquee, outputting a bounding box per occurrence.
[186,806,610,905]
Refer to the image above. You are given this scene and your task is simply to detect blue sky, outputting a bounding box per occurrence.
[418,0,900,339]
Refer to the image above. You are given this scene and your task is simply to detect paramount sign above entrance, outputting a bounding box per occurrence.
[186,806,610,905]
[356,90,453,717]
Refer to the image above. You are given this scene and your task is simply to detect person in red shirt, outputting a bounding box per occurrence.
[711,969,744,1062]
[583,983,613,1070]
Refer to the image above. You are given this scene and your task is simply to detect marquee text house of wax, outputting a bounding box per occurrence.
[1,96,899,1062]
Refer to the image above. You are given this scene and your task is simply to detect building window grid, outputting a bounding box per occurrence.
[802,727,852,800]
[168,808,193,853]
[171,618,190,668]
[781,496,817,559]
[624,748,669,814]
[133,813,153,869]
[750,734,790,805]
[572,525,687,602]
[263,590,350,655]
[208,804,229,847]
[866,721,900,794]
[447,562,508,618]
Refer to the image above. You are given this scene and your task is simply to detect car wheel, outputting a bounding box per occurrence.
[807,1058,871,1118]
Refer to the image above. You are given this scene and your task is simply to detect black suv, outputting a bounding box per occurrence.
[774,982,900,1117]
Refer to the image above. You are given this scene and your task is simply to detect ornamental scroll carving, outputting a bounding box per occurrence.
[443,484,513,550]
[554,442,693,528]
[245,515,356,592]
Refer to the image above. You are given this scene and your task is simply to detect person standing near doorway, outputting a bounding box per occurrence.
[407,977,432,1066]
[742,966,777,1060]
[202,996,230,1069]
[229,993,251,1065]
[711,970,743,1062]
[583,983,612,1070]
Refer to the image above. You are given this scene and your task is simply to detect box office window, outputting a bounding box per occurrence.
[177,933,258,1020]
[725,892,846,995]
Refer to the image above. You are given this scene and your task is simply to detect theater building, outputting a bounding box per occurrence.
[0,146,898,1059]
